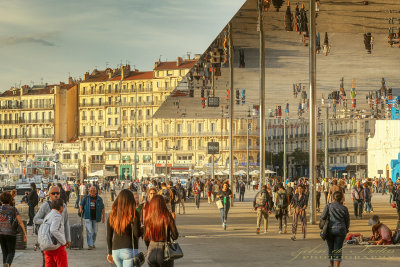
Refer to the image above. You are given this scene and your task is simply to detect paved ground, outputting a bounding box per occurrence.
[9,189,400,267]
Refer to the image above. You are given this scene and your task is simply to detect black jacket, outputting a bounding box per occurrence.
[321,201,350,233]
[27,190,38,207]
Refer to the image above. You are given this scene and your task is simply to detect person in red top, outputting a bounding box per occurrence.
[193,180,201,209]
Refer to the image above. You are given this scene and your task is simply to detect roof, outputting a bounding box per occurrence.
[111,71,153,81]
[154,59,197,71]
[0,83,76,98]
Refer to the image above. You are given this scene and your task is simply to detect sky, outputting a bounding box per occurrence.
[0,0,244,91]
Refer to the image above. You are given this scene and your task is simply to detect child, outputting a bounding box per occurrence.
[42,199,68,267]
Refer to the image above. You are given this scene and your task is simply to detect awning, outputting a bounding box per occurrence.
[330,166,347,171]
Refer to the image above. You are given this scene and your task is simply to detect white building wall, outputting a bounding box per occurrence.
[368,120,400,179]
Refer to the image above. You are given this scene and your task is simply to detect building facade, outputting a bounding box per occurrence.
[0,82,78,168]
[79,57,259,179]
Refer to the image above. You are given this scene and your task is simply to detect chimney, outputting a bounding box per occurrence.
[154,59,161,69]
[121,66,125,80]
[83,72,89,81]
[177,57,182,66]
[68,77,74,84]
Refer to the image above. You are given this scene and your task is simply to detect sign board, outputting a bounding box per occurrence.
[377,170,383,174]
[207,142,219,154]
[208,97,220,107]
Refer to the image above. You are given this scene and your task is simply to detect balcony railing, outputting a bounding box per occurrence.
[80,132,103,137]
[105,147,120,152]
[21,104,54,109]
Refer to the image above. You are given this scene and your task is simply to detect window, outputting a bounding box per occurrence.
[211,123,216,133]
[198,123,203,133]
[177,124,182,134]
[91,87,94,94]
[108,118,112,126]
[108,85,112,93]
[114,118,118,125]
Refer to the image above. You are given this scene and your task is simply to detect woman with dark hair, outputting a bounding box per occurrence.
[0,191,27,267]
[144,195,178,267]
[321,191,350,267]
[290,185,308,241]
[106,189,140,267]
[216,182,233,230]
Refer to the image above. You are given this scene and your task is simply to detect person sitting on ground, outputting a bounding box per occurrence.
[368,215,393,245]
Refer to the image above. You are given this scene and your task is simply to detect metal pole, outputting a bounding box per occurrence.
[258,0,266,187]
[134,110,137,181]
[165,146,168,183]
[212,154,215,181]
[283,119,287,182]
[228,23,235,205]
[309,0,317,224]
[247,118,250,186]
[325,107,328,178]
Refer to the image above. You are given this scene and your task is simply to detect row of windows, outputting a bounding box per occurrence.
[81,83,152,95]
[0,112,53,122]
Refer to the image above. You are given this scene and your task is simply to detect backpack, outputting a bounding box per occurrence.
[161,189,171,203]
[170,187,179,204]
[38,214,60,251]
[276,192,288,209]
[255,191,268,207]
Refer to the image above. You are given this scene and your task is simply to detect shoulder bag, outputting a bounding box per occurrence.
[319,204,330,240]
[163,221,183,261]
[216,199,223,209]
[11,207,22,235]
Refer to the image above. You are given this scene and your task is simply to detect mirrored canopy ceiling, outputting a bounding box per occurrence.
[154,0,400,119]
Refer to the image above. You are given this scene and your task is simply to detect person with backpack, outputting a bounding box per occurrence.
[352,180,365,219]
[320,191,349,267]
[290,185,308,241]
[27,182,39,226]
[34,186,71,266]
[253,185,272,234]
[38,198,68,266]
[0,191,27,267]
[275,183,289,234]
[158,183,173,213]
[193,180,201,209]
[167,181,178,219]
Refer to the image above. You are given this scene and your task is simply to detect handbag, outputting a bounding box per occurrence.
[163,222,183,261]
[11,207,22,235]
[319,204,330,241]
[216,199,223,209]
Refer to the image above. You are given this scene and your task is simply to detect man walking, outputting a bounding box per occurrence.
[110,180,116,201]
[27,182,39,226]
[80,186,105,250]
[205,180,213,204]
[193,180,201,209]
[322,178,330,205]
[275,183,289,234]
[239,182,246,202]
[352,180,365,219]
[175,180,186,215]
[253,185,272,234]
[74,180,81,209]
[34,186,71,266]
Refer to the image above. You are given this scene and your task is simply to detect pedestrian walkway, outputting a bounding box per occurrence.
[7,190,400,267]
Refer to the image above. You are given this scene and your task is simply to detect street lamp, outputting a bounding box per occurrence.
[53,160,59,182]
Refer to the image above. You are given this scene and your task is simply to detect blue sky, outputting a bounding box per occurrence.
[0,0,243,91]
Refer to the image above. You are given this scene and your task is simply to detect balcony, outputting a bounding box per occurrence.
[104,132,120,138]
[0,103,22,109]
[105,147,120,152]
[79,102,104,108]
[21,104,54,110]
[82,116,87,121]
[80,132,103,137]
[90,116,95,120]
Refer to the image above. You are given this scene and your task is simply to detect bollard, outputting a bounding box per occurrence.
[16,220,27,250]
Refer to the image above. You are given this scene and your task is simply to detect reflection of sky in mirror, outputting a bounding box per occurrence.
[155,0,400,119]
[0,0,243,91]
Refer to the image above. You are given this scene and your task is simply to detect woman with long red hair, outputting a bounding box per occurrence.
[106,189,141,267]
[144,195,178,267]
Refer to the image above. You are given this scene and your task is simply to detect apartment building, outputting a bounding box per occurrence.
[0,81,78,166]
[79,57,259,179]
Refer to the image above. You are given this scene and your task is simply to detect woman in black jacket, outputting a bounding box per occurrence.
[106,189,141,267]
[321,190,350,267]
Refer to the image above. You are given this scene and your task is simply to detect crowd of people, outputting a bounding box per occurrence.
[0,175,398,267]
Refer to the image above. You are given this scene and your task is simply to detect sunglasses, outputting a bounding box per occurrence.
[50,192,60,195]
[149,192,155,195]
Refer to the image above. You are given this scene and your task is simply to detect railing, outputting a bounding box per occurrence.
[19,119,54,124]
[105,147,120,152]
[98,116,104,120]
[21,104,54,109]
[80,132,103,137]
[90,116,95,120]
[79,103,104,107]
[89,160,104,164]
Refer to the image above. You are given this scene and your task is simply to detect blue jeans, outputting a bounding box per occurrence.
[364,200,373,213]
[326,228,346,262]
[219,203,230,224]
[84,219,98,247]
[353,200,363,218]
[112,248,135,267]
[75,194,80,208]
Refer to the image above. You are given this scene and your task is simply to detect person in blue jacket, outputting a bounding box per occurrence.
[80,186,105,250]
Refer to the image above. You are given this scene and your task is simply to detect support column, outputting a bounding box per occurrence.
[258,0,266,187]
[325,107,329,178]
[309,0,317,224]
[283,119,287,182]
[228,23,235,205]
